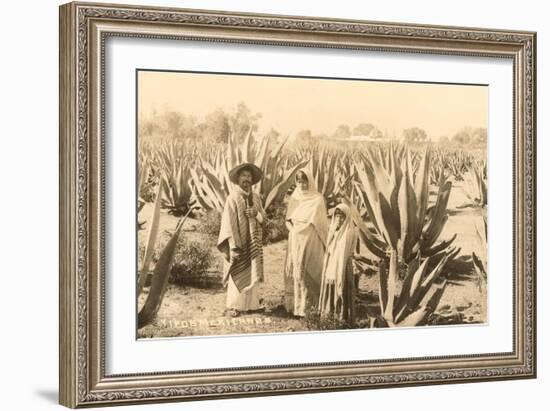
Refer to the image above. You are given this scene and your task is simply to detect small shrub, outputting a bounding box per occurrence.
[140,173,160,203]
[137,243,145,269]
[169,240,213,287]
[196,210,222,236]
[303,308,354,330]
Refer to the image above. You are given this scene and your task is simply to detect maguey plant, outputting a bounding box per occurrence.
[353,144,457,263]
[155,140,195,215]
[292,144,358,209]
[191,128,307,212]
[463,161,487,208]
[348,143,459,327]
[442,149,473,181]
[429,149,448,186]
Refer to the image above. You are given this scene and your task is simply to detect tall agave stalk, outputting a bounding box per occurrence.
[137,158,149,213]
[138,218,185,329]
[137,181,163,296]
[353,144,456,264]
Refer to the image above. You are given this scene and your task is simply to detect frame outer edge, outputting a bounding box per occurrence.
[60,2,537,406]
[59,2,78,409]
[530,31,537,378]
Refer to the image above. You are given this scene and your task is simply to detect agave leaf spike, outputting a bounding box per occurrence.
[403,252,451,318]
[264,159,308,210]
[271,134,290,160]
[379,191,400,250]
[227,130,237,169]
[138,179,163,295]
[138,162,149,198]
[397,158,419,261]
[256,134,271,170]
[382,250,399,323]
[378,257,389,321]
[421,181,452,248]
[356,230,388,259]
[399,279,447,327]
[242,126,254,163]
[414,147,430,237]
[402,255,427,300]
[397,306,428,327]
[354,164,386,236]
[365,148,390,200]
[344,196,387,258]
[323,156,338,196]
[422,280,447,318]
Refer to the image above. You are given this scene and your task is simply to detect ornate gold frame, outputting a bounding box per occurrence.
[59,1,536,408]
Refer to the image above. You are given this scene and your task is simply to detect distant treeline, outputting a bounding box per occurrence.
[139,102,487,148]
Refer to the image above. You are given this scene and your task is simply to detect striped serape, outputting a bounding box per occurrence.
[217,189,265,292]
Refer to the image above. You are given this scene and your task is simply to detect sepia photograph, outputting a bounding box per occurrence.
[58,2,536,406]
[136,69,488,339]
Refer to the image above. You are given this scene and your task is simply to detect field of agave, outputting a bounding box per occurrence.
[136,131,487,332]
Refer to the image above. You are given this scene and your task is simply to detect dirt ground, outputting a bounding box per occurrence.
[137,179,487,339]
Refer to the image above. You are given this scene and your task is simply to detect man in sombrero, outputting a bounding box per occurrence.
[217,162,266,316]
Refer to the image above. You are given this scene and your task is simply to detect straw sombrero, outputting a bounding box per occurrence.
[228,163,263,185]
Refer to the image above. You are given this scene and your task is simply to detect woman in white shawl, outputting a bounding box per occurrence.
[284,169,329,317]
[319,203,357,324]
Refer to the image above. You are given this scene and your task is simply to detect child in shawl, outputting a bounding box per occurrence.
[319,203,358,325]
[284,169,329,317]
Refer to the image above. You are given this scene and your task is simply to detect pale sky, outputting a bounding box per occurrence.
[138,70,488,140]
